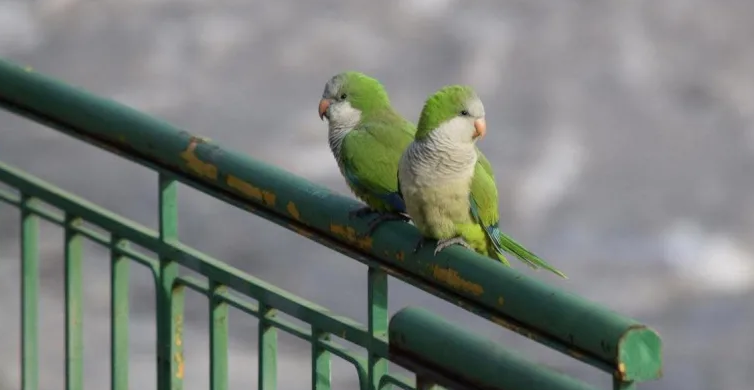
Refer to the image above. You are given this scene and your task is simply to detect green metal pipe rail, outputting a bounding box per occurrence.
[0,58,662,390]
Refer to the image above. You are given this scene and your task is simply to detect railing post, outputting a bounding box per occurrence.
[389,307,600,390]
[209,281,229,390]
[311,329,332,390]
[64,215,84,390]
[0,57,665,389]
[20,195,39,390]
[368,267,388,390]
[258,303,278,390]
[157,174,181,390]
[110,236,130,390]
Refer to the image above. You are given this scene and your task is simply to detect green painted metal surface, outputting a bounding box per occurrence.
[0,57,663,390]
[64,215,84,390]
[110,234,130,390]
[389,307,599,390]
[20,196,39,390]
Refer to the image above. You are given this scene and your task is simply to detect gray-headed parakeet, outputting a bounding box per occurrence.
[319,72,414,233]
[397,85,566,278]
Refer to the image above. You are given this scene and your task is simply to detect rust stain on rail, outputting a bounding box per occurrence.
[174,352,185,380]
[179,136,218,180]
[330,224,373,251]
[430,265,483,296]
[173,312,185,379]
[226,175,276,207]
[286,201,301,220]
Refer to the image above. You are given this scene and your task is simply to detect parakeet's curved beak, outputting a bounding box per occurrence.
[473,118,487,140]
[318,99,330,121]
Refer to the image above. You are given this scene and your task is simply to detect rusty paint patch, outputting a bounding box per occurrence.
[618,362,626,374]
[263,192,277,206]
[395,251,405,261]
[497,297,505,306]
[329,224,373,251]
[179,138,218,180]
[286,201,301,220]
[174,352,185,379]
[173,312,185,379]
[174,314,183,347]
[430,265,483,296]
[227,175,276,206]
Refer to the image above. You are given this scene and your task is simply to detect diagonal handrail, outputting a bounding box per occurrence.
[0,58,661,384]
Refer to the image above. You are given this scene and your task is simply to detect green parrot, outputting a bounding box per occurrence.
[397,85,566,278]
[318,71,414,234]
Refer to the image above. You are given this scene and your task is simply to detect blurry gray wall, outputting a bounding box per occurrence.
[1,0,753,389]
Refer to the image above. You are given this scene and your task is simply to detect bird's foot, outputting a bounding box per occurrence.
[413,237,431,254]
[434,236,473,256]
[348,206,378,220]
[365,212,411,235]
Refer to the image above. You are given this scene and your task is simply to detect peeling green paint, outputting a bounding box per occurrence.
[179,140,218,180]
[430,265,483,296]
[0,57,662,388]
[226,175,276,206]
[286,201,300,220]
[329,224,373,251]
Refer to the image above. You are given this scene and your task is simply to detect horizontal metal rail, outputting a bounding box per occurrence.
[0,58,662,389]
[0,167,412,390]
[389,307,600,390]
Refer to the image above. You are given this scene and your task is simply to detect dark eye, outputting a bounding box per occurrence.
[340,93,348,99]
[460,110,470,116]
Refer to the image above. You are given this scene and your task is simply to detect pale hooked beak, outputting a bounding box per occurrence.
[473,118,487,140]
[318,99,331,121]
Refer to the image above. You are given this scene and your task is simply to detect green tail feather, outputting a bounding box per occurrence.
[496,232,568,279]
[469,196,566,278]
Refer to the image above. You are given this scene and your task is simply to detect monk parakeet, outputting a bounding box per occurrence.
[397,85,566,278]
[319,71,414,234]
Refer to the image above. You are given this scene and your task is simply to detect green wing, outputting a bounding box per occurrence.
[469,161,566,278]
[476,148,494,178]
[341,109,416,213]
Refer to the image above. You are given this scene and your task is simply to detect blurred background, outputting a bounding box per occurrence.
[1,0,753,389]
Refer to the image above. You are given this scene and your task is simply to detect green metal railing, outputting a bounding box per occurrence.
[0,58,662,390]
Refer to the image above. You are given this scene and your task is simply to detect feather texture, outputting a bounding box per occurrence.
[321,72,415,214]
[340,109,414,213]
[399,85,566,278]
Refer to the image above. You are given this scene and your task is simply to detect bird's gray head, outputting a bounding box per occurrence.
[318,71,390,130]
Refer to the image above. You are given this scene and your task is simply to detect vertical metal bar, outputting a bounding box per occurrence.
[311,330,331,390]
[157,174,180,390]
[367,268,388,390]
[613,378,637,390]
[209,282,228,390]
[110,236,130,390]
[171,284,185,390]
[258,303,277,390]
[20,195,39,390]
[64,215,84,390]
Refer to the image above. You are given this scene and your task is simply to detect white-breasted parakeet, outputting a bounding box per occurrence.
[397,85,566,278]
[319,71,414,234]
